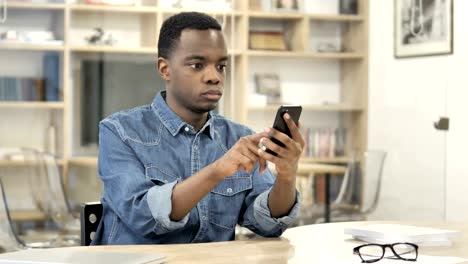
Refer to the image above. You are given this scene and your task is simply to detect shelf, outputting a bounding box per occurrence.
[308,14,364,22]
[0,159,65,167]
[6,2,66,10]
[70,4,158,13]
[0,102,65,109]
[68,156,98,167]
[10,210,46,221]
[70,46,157,54]
[160,7,242,16]
[247,50,364,59]
[300,156,351,164]
[248,105,363,112]
[248,11,303,20]
[0,43,65,51]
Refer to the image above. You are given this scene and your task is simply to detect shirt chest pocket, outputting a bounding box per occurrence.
[209,172,252,229]
[145,165,181,185]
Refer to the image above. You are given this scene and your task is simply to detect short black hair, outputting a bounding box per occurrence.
[158,12,222,59]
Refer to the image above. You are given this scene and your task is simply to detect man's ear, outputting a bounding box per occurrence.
[157,57,170,81]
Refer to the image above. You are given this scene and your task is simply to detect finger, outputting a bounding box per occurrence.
[283,113,304,146]
[259,157,267,174]
[235,152,256,172]
[259,137,287,158]
[257,147,280,164]
[268,128,294,150]
[246,131,269,144]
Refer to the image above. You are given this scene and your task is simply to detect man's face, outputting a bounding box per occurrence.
[163,29,228,114]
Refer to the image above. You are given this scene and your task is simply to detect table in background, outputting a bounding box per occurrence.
[269,163,347,223]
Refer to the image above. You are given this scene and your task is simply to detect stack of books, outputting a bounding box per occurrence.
[345,224,462,247]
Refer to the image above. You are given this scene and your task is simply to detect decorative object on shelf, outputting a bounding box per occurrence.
[395,0,453,58]
[85,0,135,6]
[85,28,117,46]
[249,31,287,51]
[339,0,358,14]
[0,30,63,45]
[316,42,341,53]
[169,0,232,11]
[273,0,300,11]
[254,73,282,105]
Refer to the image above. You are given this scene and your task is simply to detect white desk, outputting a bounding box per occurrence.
[78,221,468,263]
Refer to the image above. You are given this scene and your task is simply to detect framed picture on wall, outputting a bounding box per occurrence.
[395,0,453,58]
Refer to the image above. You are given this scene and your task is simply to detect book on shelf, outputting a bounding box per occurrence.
[43,53,60,102]
[0,77,45,102]
[302,127,346,159]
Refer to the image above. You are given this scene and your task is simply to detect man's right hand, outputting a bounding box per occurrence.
[213,132,269,179]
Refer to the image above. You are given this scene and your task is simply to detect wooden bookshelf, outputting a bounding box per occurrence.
[0,43,65,51]
[0,0,369,220]
[70,46,157,54]
[70,4,158,13]
[68,156,98,167]
[0,102,65,109]
[7,2,66,10]
[248,105,363,112]
[10,210,46,222]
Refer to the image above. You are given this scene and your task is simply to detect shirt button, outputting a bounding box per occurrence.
[226,188,233,193]
[201,216,207,221]
[184,127,190,132]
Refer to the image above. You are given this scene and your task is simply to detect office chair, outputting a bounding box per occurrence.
[80,202,103,246]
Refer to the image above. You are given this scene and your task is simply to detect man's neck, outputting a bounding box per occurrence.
[163,92,209,132]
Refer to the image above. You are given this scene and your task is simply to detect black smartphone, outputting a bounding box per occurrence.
[264,105,302,156]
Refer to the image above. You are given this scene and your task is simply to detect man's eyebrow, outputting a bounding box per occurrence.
[184,55,206,61]
[219,56,228,62]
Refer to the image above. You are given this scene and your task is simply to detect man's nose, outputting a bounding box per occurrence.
[203,66,221,85]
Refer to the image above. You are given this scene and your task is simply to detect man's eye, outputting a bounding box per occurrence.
[218,64,227,71]
[190,63,203,69]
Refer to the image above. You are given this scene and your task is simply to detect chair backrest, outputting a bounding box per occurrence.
[22,148,78,231]
[360,150,387,215]
[0,177,26,252]
[80,202,103,246]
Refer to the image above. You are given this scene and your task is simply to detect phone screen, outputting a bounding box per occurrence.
[265,105,302,156]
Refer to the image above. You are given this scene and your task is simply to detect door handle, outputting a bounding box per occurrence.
[434,117,449,131]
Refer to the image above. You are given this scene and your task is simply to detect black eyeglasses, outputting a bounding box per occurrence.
[353,242,419,263]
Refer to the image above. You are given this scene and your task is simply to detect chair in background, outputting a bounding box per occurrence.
[0,178,26,252]
[314,150,387,223]
[80,202,102,246]
[21,148,80,247]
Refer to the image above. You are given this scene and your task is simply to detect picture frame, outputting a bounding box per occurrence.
[394,0,453,58]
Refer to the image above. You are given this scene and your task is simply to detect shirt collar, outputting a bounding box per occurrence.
[151,91,215,139]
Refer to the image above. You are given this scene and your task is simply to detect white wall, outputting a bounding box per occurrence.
[368,0,468,221]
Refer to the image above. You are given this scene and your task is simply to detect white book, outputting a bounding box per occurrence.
[0,248,166,264]
[344,224,461,246]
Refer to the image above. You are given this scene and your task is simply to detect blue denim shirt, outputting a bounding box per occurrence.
[92,91,300,245]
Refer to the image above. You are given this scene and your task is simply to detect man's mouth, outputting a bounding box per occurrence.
[202,90,222,101]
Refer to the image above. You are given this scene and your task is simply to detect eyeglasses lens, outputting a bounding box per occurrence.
[359,245,384,262]
[393,243,417,260]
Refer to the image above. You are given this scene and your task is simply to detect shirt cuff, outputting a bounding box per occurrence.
[253,188,300,232]
[147,181,189,235]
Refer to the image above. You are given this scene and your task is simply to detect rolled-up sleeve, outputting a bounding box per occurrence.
[98,121,188,237]
[239,166,300,237]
